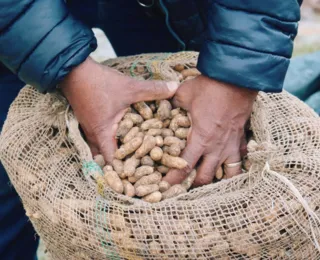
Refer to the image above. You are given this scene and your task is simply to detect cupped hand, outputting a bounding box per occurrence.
[163,75,257,187]
[60,57,178,163]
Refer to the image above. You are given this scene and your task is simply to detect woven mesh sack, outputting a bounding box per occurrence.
[1,52,320,260]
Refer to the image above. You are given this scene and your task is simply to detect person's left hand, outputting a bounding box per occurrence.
[163,75,257,187]
[60,57,179,163]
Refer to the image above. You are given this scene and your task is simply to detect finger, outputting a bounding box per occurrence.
[97,131,118,164]
[132,80,179,102]
[163,131,205,185]
[239,134,247,157]
[80,126,100,157]
[192,154,219,187]
[98,109,128,163]
[223,153,242,179]
[88,142,99,157]
[172,81,194,110]
[96,120,120,164]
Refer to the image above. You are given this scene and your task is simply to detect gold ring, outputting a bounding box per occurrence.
[224,161,242,168]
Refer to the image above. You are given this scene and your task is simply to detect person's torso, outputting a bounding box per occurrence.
[67,0,208,51]
[0,0,208,73]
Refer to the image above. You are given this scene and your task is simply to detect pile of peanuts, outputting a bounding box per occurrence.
[94,98,203,203]
[92,66,236,203]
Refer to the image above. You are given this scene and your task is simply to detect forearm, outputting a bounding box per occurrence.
[0,0,97,93]
[197,0,301,93]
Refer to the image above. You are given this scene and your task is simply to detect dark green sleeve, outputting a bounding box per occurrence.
[0,0,97,92]
[197,0,301,92]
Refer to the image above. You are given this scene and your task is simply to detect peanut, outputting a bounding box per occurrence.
[128,175,139,183]
[162,145,170,154]
[103,170,124,194]
[103,165,113,172]
[161,153,187,169]
[146,128,162,136]
[181,169,197,190]
[135,184,159,197]
[115,136,143,160]
[162,128,174,137]
[169,114,182,131]
[112,159,124,175]
[122,180,135,197]
[170,108,180,117]
[180,139,186,150]
[163,136,184,149]
[123,126,140,143]
[141,118,163,131]
[175,128,189,139]
[149,103,156,112]
[133,102,153,120]
[134,166,154,179]
[123,156,140,177]
[135,132,145,139]
[134,172,162,188]
[215,166,224,180]
[243,157,252,171]
[141,155,154,166]
[124,113,144,125]
[156,100,172,120]
[173,64,185,72]
[181,68,201,79]
[177,116,191,127]
[143,191,162,203]
[116,118,133,138]
[135,135,156,158]
[150,147,163,161]
[155,136,164,147]
[93,154,105,168]
[161,184,186,200]
[157,165,169,174]
[168,143,181,157]
[159,180,171,192]
[162,119,171,128]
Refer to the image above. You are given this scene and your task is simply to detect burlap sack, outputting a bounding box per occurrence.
[1,52,320,260]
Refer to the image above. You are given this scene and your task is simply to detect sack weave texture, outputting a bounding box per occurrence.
[1,52,320,259]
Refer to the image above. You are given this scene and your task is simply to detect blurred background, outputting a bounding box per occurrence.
[294,0,320,56]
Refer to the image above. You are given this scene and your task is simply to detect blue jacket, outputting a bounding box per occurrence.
[0,0,301,93]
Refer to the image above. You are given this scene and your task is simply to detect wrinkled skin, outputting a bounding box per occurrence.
[61,58,257,187]
[163,75,258,187]
[60,57,178,163]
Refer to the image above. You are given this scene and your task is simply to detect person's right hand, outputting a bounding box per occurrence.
[163,75,257,187]
[60,57,179,163]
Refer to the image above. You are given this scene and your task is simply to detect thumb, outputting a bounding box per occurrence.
[132,80,179,102]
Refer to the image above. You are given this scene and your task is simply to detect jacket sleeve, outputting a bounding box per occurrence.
[0,0,97,93]
[197,0,301,93]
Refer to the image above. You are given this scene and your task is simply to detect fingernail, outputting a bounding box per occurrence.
[167,81,179,92]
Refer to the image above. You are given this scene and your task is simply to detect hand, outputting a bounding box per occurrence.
[60,57,178,163]
[163,75,257,186]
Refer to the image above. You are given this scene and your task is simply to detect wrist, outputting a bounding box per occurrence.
[202,75,258,102]
[59,57,99,98]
